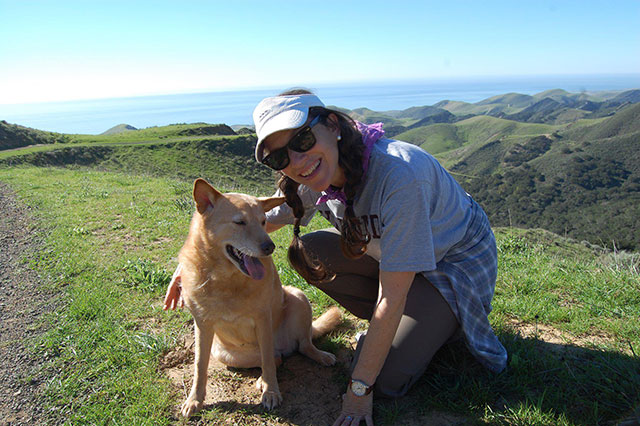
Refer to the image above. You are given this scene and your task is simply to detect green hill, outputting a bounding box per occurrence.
[0,120,69,150]
[564,101,640,140]
[504,98,590,124]
[477,92,534,108]
[72,122,238,144]
[394,115,560,159]
[453,103,640,250]
[0,131,274,194]
[101,124,138,135]
[392,123,464,154]
[347,108,407,127]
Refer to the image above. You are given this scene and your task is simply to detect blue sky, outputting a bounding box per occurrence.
[1,0,638,104]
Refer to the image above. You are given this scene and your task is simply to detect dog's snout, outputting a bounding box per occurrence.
[261,240,276,255]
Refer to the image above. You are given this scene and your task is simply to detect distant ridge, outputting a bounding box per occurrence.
[101,124,138,135]
[0,120,67,150]
[477,92,534,108]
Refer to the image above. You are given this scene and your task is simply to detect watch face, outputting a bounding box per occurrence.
[351,380,367,396]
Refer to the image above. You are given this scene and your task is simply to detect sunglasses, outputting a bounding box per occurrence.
[261,115,323,170]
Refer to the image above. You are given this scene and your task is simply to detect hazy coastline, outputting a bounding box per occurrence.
[2,74,639,135]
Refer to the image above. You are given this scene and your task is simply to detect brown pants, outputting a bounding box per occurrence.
[302,229,460,398]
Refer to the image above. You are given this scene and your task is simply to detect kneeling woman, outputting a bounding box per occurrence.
[165,90,507,426]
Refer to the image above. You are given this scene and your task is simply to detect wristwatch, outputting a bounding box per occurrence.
[350,379,373,396]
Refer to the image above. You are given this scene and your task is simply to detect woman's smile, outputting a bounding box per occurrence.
[300,159,321,178]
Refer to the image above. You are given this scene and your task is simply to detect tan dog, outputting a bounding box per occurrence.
[178,178,341,418]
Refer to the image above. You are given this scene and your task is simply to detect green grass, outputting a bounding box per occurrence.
[0,165,638,425]
[70,122,236,143]
[0,135,275,195]
[393,123,463,154]
[493,228,639,345]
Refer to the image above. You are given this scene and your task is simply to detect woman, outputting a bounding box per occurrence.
[164,89,507,426]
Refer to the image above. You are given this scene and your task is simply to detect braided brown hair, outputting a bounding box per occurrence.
[275,89,371,284]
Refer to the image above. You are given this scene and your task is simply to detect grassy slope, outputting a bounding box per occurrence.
[0,164,638,425]
[0,135,275,194]
[392,115,562,167]
[476,92,534,107]
[0,122,237,155]
[0,120,69,150]
[391,123,463,154]
[69,123,236,144]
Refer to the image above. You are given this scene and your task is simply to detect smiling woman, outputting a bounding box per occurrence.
[254,89,507,426]
[165,88,508,426]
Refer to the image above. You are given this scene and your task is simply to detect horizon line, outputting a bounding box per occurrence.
[2,72,639,107]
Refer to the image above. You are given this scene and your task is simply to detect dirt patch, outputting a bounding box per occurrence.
[159,324,472,425]
[0,182,60,425]
[161,333,349,425]
[505,317,635,356]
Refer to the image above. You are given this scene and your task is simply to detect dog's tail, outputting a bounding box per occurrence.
[312,306,342,339]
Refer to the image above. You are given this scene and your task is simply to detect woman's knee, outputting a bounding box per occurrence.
[374,368,417,398]
[300,228,341,263]
[300,228,378,278]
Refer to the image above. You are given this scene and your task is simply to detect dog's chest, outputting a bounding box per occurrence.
[189,285,265,322]
[190,295,249,323]
[214,315,258,345]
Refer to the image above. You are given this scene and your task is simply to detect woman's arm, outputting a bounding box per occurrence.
[266,222,285,233]
[351,270,415,385]
[333,270,415,426]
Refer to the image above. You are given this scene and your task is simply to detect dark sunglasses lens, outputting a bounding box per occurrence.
[261,120,318,170]
[290,129,316,152]
[263,149,289,170]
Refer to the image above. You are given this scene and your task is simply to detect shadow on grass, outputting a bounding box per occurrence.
[403,331,640,425]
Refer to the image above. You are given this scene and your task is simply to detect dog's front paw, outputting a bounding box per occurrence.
[317,350,337,366]
[181,396,203,418]
[255,376,282,410]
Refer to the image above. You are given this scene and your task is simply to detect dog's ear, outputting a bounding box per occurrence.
[193,178,222,214]
[258,196,286,213]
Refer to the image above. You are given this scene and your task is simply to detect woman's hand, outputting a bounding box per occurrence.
[163,264,184,310]
[332,388,373,426]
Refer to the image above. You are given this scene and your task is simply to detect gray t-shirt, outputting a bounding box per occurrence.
[267,138,473,273]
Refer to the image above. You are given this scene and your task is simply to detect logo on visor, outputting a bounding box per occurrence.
[259,110,270,120]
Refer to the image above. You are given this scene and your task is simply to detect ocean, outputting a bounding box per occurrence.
[1,74,639,135]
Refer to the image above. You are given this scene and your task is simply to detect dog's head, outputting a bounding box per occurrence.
[191,178,285,280]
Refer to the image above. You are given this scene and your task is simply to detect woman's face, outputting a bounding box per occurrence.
[262,114,345,192]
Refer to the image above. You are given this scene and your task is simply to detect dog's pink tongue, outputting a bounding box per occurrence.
[243,255,265,280]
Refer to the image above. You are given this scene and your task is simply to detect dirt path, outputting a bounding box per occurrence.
[0,182,58,426]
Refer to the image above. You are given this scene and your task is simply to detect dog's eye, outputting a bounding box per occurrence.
[233,220,246,226]
[262,220,266,226]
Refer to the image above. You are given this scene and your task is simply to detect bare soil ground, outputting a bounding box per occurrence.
[161,333,350,425]
[0,183,59,426]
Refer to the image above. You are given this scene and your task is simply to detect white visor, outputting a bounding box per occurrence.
[252,94,324,162]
